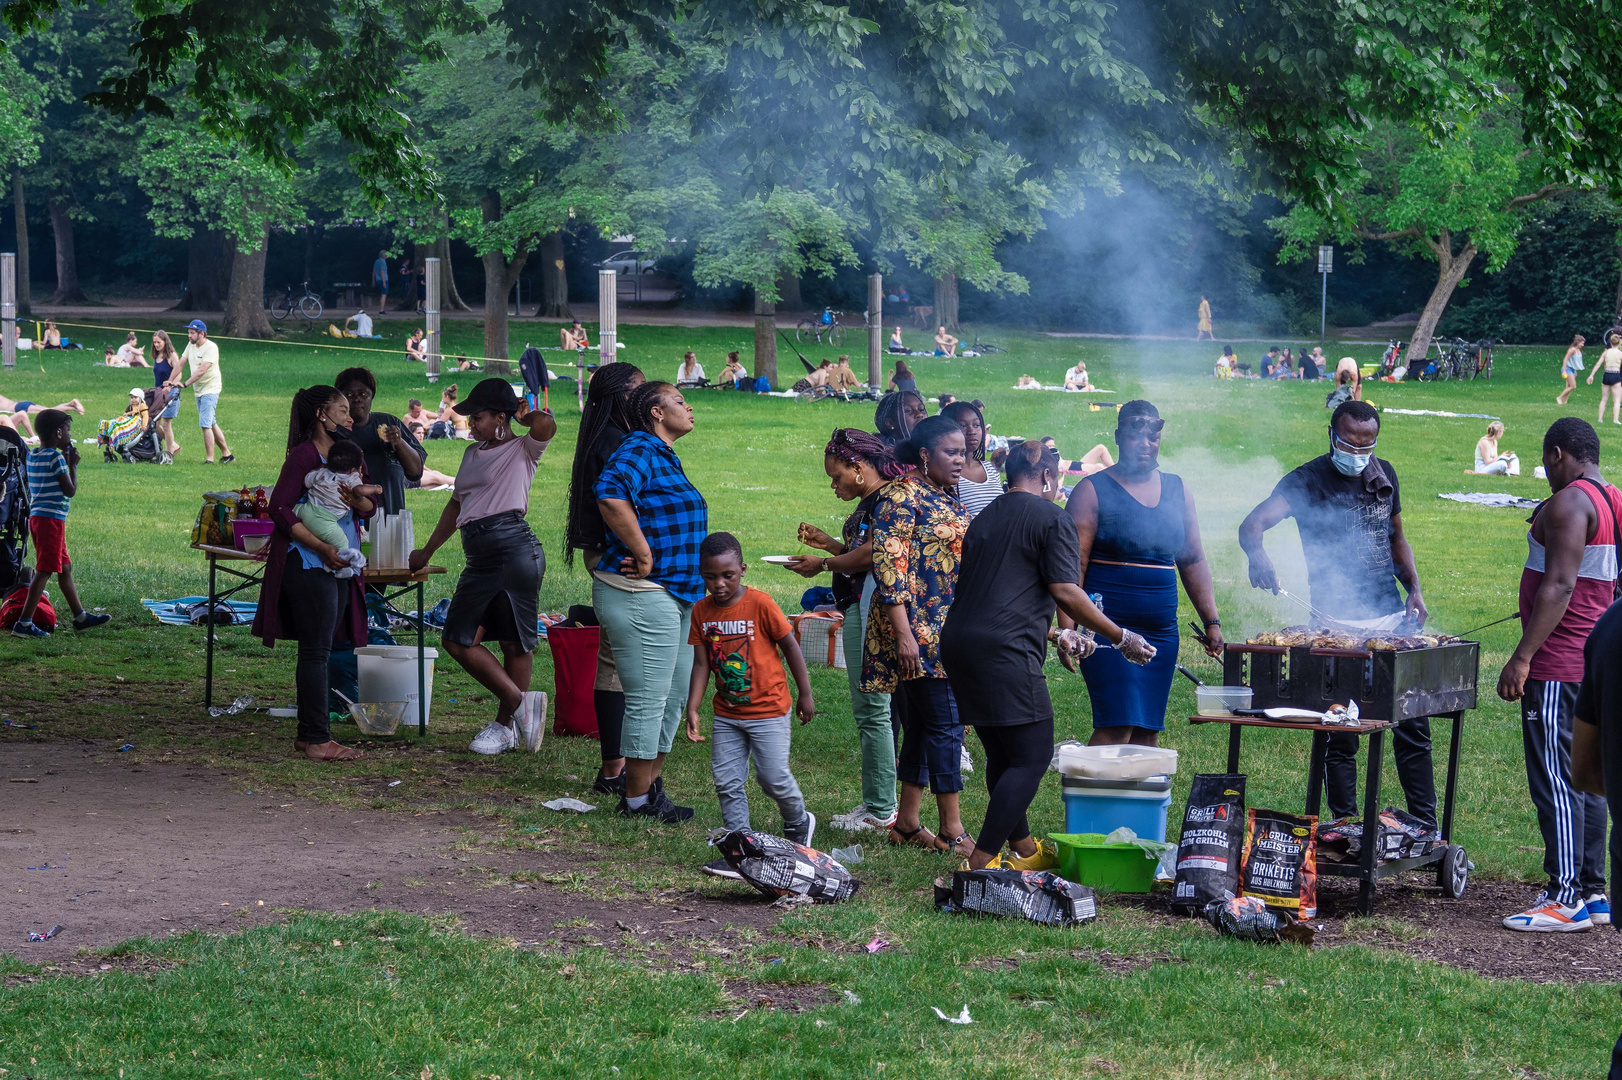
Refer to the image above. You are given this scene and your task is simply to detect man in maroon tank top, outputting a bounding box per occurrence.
[1498,418,1622,932]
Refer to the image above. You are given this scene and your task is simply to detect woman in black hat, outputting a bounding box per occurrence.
[409,378,558,756]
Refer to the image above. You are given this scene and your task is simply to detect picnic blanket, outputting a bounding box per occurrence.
[141,597,258,625]
[1438,491,1540,510]
[1012,383,1114,393]
[403,599,568,637]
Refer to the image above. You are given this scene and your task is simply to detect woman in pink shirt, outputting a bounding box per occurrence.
[410,379,559,756]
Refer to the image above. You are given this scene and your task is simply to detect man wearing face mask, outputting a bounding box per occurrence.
[1239,399,1433,826]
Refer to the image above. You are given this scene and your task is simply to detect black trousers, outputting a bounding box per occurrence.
[1325,717,1436,827]
[972,718,1054,855]
[281,552,348,746]
[1522,679,1607,905]
[595,690,625,762]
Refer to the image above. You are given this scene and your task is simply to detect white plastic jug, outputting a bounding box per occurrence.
[356,645,437,728]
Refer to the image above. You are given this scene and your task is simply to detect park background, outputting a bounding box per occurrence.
[6,1,1622,1077]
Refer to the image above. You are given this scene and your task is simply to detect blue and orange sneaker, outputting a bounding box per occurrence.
[1586,893,1611,927]
[1502,892,1593,932]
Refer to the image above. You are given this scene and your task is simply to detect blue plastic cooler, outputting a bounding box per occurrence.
[1060,773,1173,841]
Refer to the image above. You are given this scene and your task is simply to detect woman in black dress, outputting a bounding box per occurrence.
[941,441,1151,869]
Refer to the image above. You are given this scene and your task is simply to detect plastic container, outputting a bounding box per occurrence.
[1054,743,1179,780]
[1195,685,1253,716]
[1060,774,1172,841]
[356,645,437,729]
[1049,832,1159,893]
[233,518,275,551]
[350,700,406,736]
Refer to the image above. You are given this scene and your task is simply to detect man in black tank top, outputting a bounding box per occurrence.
[1238,400,1435,826]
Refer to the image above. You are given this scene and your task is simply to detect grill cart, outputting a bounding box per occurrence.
[1188,640,1478,915]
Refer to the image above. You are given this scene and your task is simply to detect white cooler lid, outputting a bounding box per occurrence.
[355,645,439,659]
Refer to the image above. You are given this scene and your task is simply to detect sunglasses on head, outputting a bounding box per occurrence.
[1120,416,1165,434]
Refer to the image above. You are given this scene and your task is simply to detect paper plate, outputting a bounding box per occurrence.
[760,555,799,565]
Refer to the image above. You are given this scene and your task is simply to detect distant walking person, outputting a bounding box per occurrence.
[1558,335,1585,406]
[372,250,389,316]
[1586,333,1622,425]
[180,320,233,464]
[1496,417,1622,932]
[1195,295,1213,341]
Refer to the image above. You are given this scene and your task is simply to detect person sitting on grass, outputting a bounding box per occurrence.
[41,320,62,349]
[934,326,959,357]
[561,320,591,351]
[12,410,111,638]
[684,531,817,876]
[1474,421,1519,475]
[115,332,149,367]
[1063,360,1091,391]
[889,326,908,354]
[344,310,376,338]
[294,439,378,579]
[829,355,861,392]
[718,351,748,388]
[405,329,428,364]
[676,350,705,387]
[403,399,433,441]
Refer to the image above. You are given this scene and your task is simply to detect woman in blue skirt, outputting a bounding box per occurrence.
[1064,400,1223,745]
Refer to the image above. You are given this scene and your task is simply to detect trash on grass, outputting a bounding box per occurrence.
[931,1005,973,1025]
[1204,895,1316,945]
[388,780,403,788]
[208,695,257,717]
[1103,826,1176,861]
[26,925,63,941]
[864,937,889,954]
[117,744,135,752]
[841,990,862,1005]
[830,844,864,865]
[934,869,1097,927]
[542,797,597,813]
[709,829,861,903]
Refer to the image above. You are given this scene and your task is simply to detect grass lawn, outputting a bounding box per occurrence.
[0,315,1616,1077]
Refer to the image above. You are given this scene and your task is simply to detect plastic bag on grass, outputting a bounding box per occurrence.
[711,829,860,903]
[1204,895,1315,945]
[933,869,1097,927]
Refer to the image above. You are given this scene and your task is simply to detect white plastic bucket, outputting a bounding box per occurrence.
[356,645,437,729]
[1054,743,1179,781]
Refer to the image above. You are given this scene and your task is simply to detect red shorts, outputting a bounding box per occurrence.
[29,516,69,574]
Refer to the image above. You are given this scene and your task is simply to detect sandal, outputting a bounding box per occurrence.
[888,823,941,850]
[303,740,366,761]
[940,832,975,857]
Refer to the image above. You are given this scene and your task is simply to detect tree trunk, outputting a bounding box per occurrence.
[753,291,777,387]
[302,223,319,285]
[934,272,960,333]
[478,191,529,375]
[538,229,569,318]
[1613,238,1622,325]
[46,200,88,304]
[777,272,803,314]
[177,230,232,311]
[221,225,273,338]
[1405,239,1477,365]
[10,169,30,317]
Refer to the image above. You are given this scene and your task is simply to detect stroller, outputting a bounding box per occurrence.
[101,386,175,464]
[0,426,29,592]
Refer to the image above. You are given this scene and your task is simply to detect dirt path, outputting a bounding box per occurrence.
[4,743,779,968]
[6,743,1619,983]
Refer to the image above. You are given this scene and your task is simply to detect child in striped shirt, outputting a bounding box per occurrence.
[12,409,110,637]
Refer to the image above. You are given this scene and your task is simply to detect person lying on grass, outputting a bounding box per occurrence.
[684,531,816,878]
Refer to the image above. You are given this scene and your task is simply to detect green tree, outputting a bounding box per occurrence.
[0,49,44,314]
[135,116,305,336]
[1272,110,1567,362]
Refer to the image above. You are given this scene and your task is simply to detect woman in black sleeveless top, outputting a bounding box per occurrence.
[1065,400,1223,745]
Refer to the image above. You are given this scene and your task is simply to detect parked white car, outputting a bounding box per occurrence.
[600,250,657,274]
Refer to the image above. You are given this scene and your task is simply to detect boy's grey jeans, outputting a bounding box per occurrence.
[711,710,806,831]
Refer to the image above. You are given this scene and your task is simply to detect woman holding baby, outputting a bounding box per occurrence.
[253,385,380,762]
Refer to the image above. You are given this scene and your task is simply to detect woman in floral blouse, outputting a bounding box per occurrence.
[861,414,972,853]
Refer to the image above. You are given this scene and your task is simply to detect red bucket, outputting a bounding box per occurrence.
[547,624,600,737]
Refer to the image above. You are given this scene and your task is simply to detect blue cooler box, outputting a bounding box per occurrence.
[1060,774,1172,841]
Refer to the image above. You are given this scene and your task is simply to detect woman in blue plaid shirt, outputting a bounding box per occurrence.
[594,381,709,823]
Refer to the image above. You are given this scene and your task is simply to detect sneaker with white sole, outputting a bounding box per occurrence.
[512,691,547,752]
[702,858,744,881]
[830,803,871,829]
[834,807,898,832]
[1586,893,1612,926]
[1502,893,1593,932]
[469,721,516,755]
[960,745,974,773]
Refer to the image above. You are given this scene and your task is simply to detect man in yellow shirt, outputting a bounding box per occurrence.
[180,320,234,464]
[829,355,862,392]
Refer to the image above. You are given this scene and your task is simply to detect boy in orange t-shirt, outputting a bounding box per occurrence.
[686,532,816,875]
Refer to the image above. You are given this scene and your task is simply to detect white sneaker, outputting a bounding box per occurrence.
[960,745,975,773]
[1502,893,1593,932]
[469,721,516,755]
[830,803,870,829]
[1586,893,1612,926]
[513,691,547,752]
[835,807,898,832]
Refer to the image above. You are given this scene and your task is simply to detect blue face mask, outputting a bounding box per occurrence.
[1329,431,1375,476]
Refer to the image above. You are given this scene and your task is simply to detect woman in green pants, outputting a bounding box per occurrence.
[789,428,908,832]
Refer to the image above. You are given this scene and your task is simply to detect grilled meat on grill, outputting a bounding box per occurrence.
[1245,626,1460,651]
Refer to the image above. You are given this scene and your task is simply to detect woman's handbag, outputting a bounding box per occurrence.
[547,624,601,736]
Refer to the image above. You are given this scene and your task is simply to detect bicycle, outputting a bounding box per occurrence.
[269,281,324,322]
[795,307,848,347]
[1379,339,1406,377]
[968,333,1005,355]
[1470,338,1496,380]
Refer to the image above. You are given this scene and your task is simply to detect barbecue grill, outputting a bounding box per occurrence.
[1184,639,1478,914]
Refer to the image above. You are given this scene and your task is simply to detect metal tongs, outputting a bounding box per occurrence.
[1277,588,1332,625]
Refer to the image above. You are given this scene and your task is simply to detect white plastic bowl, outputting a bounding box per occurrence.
[1055,743,1179,780]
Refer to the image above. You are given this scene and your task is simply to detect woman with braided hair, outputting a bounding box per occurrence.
[252,385,378,762]
[788,428,910,832]
[565,361,646,794]
[874,389,926,449]
[593,380,708,823]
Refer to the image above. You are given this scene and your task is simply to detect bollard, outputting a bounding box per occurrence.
[1,253,14,371]
[867,273,883,389]
[424,257,441,383]
[595,268,617,409]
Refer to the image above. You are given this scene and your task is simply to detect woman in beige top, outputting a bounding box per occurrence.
[1587,334,1622,425]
